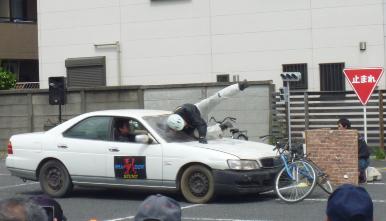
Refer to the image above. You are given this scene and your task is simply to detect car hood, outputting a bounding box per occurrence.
[182,138,277,159]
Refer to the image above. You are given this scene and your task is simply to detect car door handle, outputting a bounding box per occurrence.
[109,148,120,152]
[57,144,68,149]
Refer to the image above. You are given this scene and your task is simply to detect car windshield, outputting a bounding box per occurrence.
[143,114,197,143]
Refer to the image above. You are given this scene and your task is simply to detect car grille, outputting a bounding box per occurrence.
[259,157,282,168]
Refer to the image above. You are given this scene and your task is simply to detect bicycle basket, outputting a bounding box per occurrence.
[290,143,304,157]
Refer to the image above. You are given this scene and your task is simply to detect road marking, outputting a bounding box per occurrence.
[0,182,38,190]
[303,198,386,203]
[181,204,202,210]
[104,203,202,221]
[182,218,272,221]
[367,182,385,185]
[104,216,134,221]
[0,173,11,176]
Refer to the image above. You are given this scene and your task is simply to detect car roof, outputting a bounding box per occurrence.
[85,109,172,118]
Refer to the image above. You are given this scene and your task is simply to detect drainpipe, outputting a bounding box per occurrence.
[94,41,122,86]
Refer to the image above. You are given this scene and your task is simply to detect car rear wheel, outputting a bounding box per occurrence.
[39,160,73,197]
[180,165,214,204]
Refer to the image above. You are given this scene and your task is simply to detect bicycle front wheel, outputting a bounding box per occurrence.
[275,161,317,203]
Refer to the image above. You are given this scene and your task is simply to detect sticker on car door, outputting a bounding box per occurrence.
[114,156,146,179]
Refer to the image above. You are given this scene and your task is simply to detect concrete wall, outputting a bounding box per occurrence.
[144,81,272,141]
[0,87,143,150]
[0,81,272,150]
[38,0,385,90]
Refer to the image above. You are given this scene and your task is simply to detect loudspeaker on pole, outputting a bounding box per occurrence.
[48,77,66,105]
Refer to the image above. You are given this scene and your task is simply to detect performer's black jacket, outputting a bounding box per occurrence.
[174,103,207,138]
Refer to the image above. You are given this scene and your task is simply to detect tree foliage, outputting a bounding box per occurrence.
[0,68,16,90]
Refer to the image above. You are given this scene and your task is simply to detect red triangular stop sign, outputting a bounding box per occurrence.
[343,67,384,105]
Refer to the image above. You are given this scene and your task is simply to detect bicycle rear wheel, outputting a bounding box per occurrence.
[275,161,317,203]
[317,176,333,194]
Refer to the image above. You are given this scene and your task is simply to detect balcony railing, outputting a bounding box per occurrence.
[15,82,39,89]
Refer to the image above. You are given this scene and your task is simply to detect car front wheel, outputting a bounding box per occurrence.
[180,165,214,204]
[39,160,73,197]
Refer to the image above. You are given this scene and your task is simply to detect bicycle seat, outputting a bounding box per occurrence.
[230,128,239,133]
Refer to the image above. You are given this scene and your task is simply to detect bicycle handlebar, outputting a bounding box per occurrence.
[209,116,237,124]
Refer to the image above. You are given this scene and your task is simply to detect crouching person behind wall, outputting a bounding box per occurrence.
[337,118,370,183]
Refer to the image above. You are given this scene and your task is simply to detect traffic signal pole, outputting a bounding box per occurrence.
[287,83,292,149]
[280,72,301,149]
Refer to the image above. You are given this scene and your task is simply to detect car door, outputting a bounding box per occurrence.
[105,117,163,186]
[57,116,112,178]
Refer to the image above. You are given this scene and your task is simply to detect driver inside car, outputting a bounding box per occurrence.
[115,120,136,142]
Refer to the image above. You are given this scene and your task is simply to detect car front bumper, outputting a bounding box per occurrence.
[213,167,280,194]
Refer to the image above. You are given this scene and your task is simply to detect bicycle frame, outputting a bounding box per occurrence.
[279,152,314,181]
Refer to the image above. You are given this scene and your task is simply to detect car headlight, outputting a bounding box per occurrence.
[227,160,260,170]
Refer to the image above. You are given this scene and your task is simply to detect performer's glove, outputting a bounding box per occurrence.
[238,79,249,91]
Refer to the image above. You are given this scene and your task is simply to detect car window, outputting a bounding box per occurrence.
[143,115,197,143]
[113,117,153,143]
[64,116,111,141]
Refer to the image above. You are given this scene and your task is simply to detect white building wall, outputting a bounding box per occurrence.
[38,0,386,90]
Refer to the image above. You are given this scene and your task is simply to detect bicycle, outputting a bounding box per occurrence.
[260,135,333,196]
[272,140,317,203]
[293,145,333,195]
[209,116,248,140]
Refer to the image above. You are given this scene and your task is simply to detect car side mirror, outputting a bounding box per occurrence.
[135,134,152,144]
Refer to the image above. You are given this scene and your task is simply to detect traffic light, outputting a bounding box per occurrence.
[279,87,289,102]
[280,72,302,81]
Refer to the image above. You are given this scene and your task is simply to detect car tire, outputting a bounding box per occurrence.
[39,160,73,197]
[180,165,214,204]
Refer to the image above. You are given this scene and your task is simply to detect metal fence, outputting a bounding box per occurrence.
[271,89,385,149]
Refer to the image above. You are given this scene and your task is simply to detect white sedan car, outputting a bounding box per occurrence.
[6,110,281,203]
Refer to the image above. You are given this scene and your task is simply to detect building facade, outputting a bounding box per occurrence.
[0,0,38,85]
[38,0,386,91]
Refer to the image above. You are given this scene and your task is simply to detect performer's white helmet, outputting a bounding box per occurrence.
[167,114,185,131]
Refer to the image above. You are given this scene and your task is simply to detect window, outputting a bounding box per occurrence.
[113,117,150,143]
[0,0,36,23]
[64,117,111,141]
[282,63,308,90]
[1,59,39,82]
[217,74,230,82]
[11,0,25,21]
[0,0,10,21]
[319,63,345,91]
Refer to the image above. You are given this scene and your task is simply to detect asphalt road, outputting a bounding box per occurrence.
[1,159,385,221]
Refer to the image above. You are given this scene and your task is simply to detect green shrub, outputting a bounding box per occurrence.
[0,68,16,90]
[374,147,386,160]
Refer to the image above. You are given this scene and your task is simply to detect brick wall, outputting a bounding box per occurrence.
[305,129,358,185]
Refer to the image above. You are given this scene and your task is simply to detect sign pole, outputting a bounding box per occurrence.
[363,105,367,143]
[343,67,384,143]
